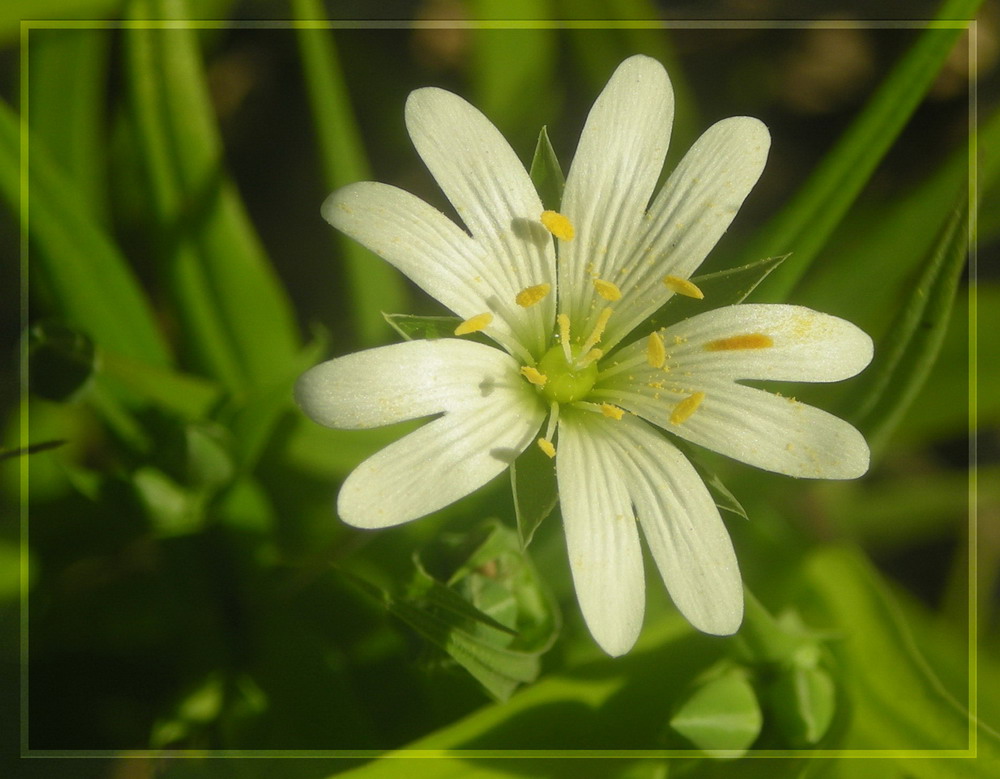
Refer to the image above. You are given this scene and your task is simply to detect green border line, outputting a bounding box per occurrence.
[17,12,981,763]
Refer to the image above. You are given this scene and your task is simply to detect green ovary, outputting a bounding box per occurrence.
[537,345,598,404]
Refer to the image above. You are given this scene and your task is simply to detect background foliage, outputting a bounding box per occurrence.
[2,0,998,776]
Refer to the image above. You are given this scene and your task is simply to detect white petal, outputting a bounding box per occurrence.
[556,411,644,656]
[559,55,674,334]
[660,304,874,382]
[339,389,544,528]
[405,88,555,357]
[605,117,771,349]
[295,338,534,429]
[597,415,743,635]
[605,377,870,479]
[322,182,528,358]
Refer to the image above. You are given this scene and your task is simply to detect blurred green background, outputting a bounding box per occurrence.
[2,0,998,777]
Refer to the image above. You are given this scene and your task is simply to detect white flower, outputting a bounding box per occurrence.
[296,55,873,656]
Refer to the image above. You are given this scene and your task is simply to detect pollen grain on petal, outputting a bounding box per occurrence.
[540,210,575,241]
[670,391,705,425]
[601,403,625,420]
[520,365,548,387]
[454,312,493,335]
[515,283,552,308]
[593,278,622,301]
[663,275,704,300]
[705,333,775,351]
[646,331,666,368]
[537,437,557,458]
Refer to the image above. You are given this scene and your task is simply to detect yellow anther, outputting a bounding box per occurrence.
[663,275,704,300]
[516,283,551,308]
[577,348,603,368]
[454,312,493,335]
[593,278,622,301]
[520,365,548,387]
[646,331,666,368]
[580,307,614,355]
[670,391,705,425]
[540,210,575,241]
[537,437,557,458]
[601,403,625,420]
[705,333,775,351]
[557,312,573,361]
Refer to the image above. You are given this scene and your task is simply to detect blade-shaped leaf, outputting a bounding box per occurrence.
[747,0,982,301]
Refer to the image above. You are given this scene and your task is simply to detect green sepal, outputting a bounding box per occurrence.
[529,125,565,211]
[510,440,559,548]
[383,312,463,341]
[637,254,788,337]
[669,664,763,756]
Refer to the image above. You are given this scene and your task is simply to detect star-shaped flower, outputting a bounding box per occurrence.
[296,55,873,656]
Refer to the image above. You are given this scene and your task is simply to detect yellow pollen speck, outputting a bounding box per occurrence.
[593,278,622,301]
[541,210,574,241]
[670,391,705,425]
[705,333,775,351]
[663,275,704,299]
[646,331,666,368]
[516,283,551,308]
[537,438,557,458]
[520,365,548,387]
[601,403,624,420]
[454,312,492,335]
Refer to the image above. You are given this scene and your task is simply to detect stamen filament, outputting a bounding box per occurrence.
[580,307,613,355]
[577,348,603,368]
[454,312,493,335]
[557,313,572,362]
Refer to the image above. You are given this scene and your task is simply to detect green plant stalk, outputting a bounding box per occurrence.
[292,0,406,346]
[749,0,982,301]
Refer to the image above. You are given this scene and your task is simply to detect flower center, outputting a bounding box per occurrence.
[537,344,599,403]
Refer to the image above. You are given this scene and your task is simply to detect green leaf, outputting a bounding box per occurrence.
[510,440,559,547]
[636,254,788,337]
[528,125,565,211]
[383,312,463,341]
[747,0,983,301]
[28,26,110,221]
[27,321,96,401]
[292,0,406,345]
[854,200,968,456]
[126,0,300,387]
[766,663,837,747]
[0,99,171,366]
[669,666,763,755]
[96,350,222,421]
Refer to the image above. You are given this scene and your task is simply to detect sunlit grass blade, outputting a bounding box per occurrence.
[856,200,969,457]
[292,0,406,346]
[0,99,170,365]
[27,26,109,221]
[747,0,982,301]
[126,0,300,387]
